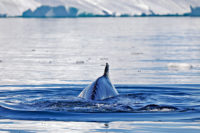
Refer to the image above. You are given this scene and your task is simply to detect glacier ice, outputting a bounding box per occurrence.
[1,0,200,17]
[0,0,40,16]
[22,5,78,17]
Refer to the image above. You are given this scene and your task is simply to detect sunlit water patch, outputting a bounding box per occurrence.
[0,18,200,85]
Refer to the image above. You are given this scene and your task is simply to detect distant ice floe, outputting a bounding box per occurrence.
[100,57,109,61]
[167,63,193,71]
[75,61,85,64]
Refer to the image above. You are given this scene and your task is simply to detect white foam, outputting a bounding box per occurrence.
[167,63,193,71]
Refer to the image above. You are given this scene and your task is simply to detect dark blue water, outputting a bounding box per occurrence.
[0,84,200,122]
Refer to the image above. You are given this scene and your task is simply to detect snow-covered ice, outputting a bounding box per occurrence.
[1,0,200,17]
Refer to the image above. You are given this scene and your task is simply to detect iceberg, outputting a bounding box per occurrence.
[184,6,200,16]
[0,0,40,16]
[22,5,78,18]
[0,13,6,18]
[1,0,200,17]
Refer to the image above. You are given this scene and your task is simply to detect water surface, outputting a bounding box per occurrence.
[0,17,200,132]
[0,17,200,85]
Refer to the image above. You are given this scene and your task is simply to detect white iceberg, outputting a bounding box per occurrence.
[1,0,200,17]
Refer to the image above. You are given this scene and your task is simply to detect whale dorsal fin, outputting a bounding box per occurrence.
[78,62,119,100]
[103,63,109,77]
[91,63,109,100]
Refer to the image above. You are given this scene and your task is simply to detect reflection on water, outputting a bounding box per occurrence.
[0,120,200,133]
[0,18,200,85]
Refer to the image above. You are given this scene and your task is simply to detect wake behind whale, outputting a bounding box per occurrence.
[78,63,119,100]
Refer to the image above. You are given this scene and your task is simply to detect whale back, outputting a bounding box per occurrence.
[78,76,119,100]
[78,63,119,100]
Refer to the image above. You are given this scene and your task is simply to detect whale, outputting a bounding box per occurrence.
[78,63,119,100]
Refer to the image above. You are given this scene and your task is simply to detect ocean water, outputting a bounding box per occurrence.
[0,17,200,132]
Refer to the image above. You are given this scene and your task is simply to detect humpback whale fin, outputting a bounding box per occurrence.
[104,63,109,76]
[78,63,119,100]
